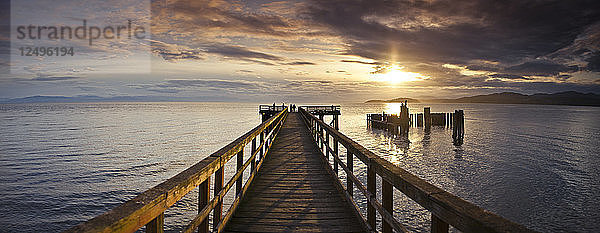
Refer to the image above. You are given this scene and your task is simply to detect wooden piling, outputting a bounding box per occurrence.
[424,107,431,130]
[400,104,409,135]
[452,110,464,145]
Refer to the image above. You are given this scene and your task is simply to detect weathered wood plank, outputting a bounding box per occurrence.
[223,113,366,233]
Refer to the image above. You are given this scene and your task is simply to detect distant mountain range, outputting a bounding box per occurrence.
[0,95,239,103]
[365,97,419,103]
[366,91,600,107]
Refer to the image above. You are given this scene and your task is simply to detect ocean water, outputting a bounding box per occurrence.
[0,102,598,232]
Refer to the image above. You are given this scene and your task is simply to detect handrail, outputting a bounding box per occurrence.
[299,107,536,233]
[299,105,340,112]
[64,107,289,233]
[259,105,286,112]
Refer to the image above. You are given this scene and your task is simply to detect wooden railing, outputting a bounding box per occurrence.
[64,107,288,233]
[299,108,536,233]
[299,105,340,112]
[259,104,286,112]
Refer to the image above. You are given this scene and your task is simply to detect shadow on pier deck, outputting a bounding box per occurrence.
[224,113,365,232]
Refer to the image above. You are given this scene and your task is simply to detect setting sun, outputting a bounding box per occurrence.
[372,65,427,84]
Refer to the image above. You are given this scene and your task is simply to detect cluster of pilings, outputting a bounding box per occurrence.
[452,110,465,145]
[409,109,454,127]
[367,106,465,145]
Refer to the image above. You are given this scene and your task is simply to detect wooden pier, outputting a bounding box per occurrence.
[64,105,533,233]
[367,106,465,145]
[225,112,365,232]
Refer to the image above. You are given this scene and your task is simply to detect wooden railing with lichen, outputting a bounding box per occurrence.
[299,107,536,233]
[63,107,288,233]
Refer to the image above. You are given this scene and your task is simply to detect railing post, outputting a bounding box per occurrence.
[319,114,324,150]
[367,162,376,228]
[259,132,264,160]
[347,150,353,196]
[325,132,330,159]
[431,214,449,233]
[267,125,271,146]
[334,114,339,130]
[251,138,256,172]
[383,179,393,233]
[236,150,243,195]
[333,139,339,175]
[319,121,324,151]
[316,123,320,148]
[145,213,164,233]
[313,119,317,139]
[198,179,210,233]
[213,166,224,230]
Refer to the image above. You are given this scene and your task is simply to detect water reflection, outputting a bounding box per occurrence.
[384,103,402,115]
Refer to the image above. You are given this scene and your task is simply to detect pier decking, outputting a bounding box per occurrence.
[65,105,535,233]
[224,113,365,232]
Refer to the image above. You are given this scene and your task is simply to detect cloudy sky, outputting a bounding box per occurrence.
[1,0,599,102]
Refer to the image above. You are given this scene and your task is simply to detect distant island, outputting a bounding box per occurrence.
[365,91,600,107]
[365,97,419,103]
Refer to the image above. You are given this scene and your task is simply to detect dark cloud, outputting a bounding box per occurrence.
[151,40,204,61]
[585,52,600,72]
[305,0,600,75]
[465,64,500,72]
[284,61,317,65]
[340,60,382,65]
[164,79,262,90]
[488,74,532,80]
[163,0,293,37]
[30,76,82,81]
[204,44,283,61]
[556,74,572,81]
[158,50,204,61]
[301,80,333,84]
[152,40,282,64]
[504,60,579,76]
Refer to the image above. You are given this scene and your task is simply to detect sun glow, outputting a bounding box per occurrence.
[372,65,427,84]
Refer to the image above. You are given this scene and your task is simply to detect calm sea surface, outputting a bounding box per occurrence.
[0,102,598,232]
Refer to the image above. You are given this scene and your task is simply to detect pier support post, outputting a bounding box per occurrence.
[431,214,449,233]
[367,163,376,228]
[146,213,164,233]
[236,150,243,195]
[251,138,256,172]
[320,124,324,151]
[259,132,264,161]
[333,114,339,130]
[213,167,224,230]
[347,151,353,196]
[382,179,393,233]
[326,132,330,160]
[198,179,210,233]
[334,139,339,175]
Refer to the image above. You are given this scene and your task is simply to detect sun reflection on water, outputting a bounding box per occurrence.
[384,103,402,115]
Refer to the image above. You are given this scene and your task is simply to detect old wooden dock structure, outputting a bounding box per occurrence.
[367,104,465,145]
[64,105,534,233]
